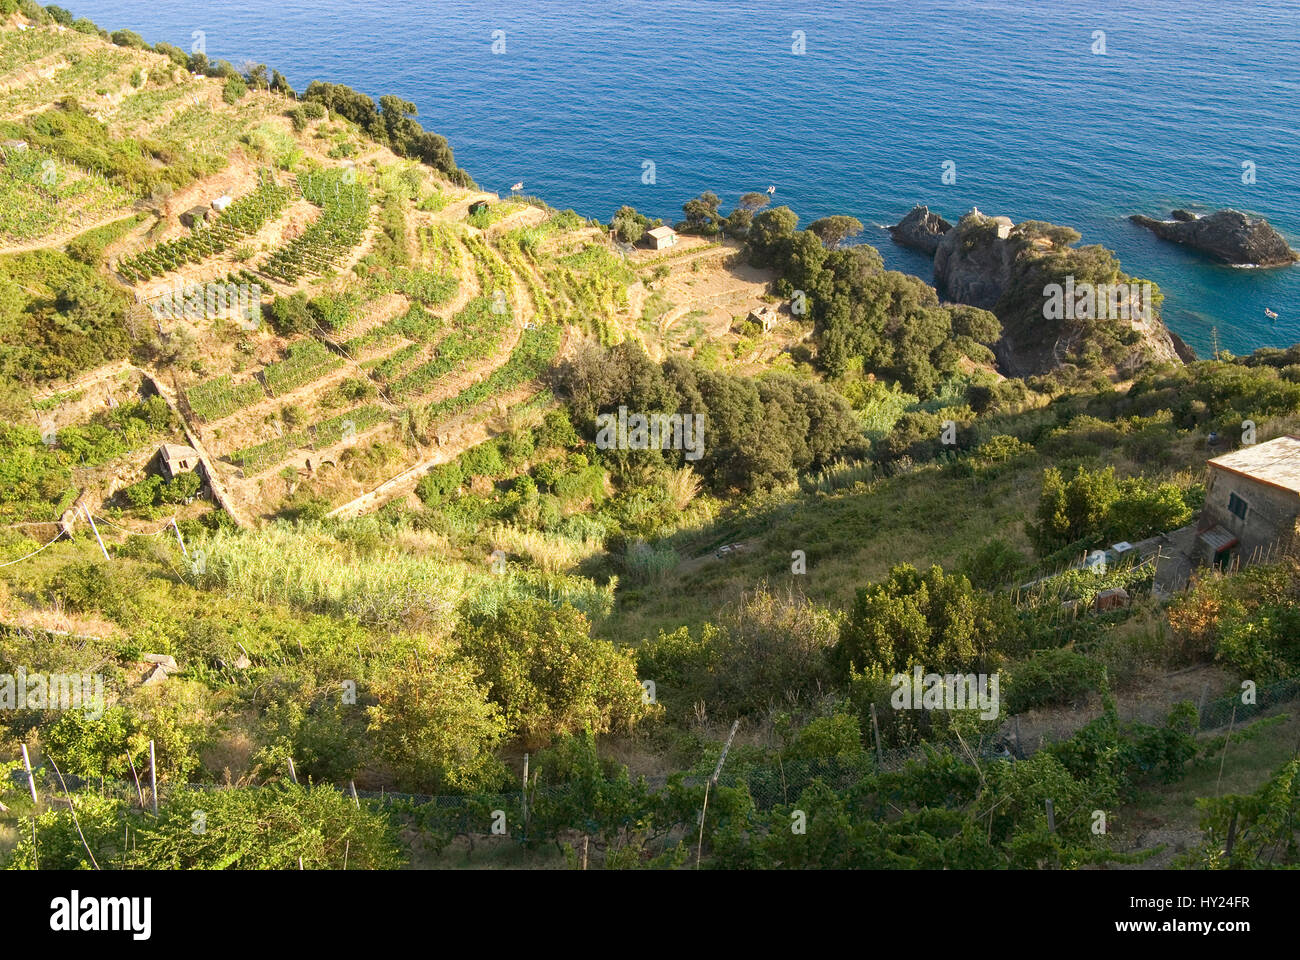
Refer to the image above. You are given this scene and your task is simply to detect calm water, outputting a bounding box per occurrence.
[66,0,1300,357]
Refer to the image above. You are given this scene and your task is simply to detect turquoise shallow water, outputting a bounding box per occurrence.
[64,0,1300,358]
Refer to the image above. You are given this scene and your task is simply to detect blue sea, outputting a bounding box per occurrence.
[66,0,1300,358]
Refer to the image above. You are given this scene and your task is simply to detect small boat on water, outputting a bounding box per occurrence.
[1265,307,1279,320]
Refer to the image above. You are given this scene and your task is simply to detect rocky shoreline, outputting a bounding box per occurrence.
[888,205,1186,378]
[1128,208,1299,267]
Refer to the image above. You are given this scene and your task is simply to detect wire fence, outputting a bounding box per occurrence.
[1198,673,1300,730]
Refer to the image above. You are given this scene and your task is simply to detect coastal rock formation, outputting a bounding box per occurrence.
[1130,208,1299,266]
[888,205,952,256]
[934,209,1183,378]
[933,209,1017,309]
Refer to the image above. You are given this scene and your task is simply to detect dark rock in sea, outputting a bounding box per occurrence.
[1167,329,1197,363]
[888,205,952,256]
[1130,208,1299,266]
[1171,209,1197,222]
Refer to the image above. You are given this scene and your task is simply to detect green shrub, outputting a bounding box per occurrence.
[784,712,865,761]
[158,470,201,504]
[1004,648,1107,713]
[223,76,247,104]
[460,440,505,479]
[416,462,463,506]
[834,563,1020,677]
[456,598,646,742]
[958,538,1029,590]
[124,474,162,508]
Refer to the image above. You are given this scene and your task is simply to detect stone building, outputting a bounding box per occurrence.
[1197,436,1300,566]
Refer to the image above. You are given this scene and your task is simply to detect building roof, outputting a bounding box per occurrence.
[1198,525,1239,553]
[159,443,199,462]
[1208,435,1300,495]
[646,226,677,240]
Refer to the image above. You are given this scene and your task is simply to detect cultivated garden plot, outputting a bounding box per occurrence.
[116,175,292,282]
[0,143,132,244]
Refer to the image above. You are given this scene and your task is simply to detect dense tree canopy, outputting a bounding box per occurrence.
[555,341,863,493]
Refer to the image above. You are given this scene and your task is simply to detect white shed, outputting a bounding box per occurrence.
[645,226,678,250]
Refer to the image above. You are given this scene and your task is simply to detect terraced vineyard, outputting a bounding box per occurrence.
[544,242,636,343]
[262,169,371,283]
[462,233,515,307]
[0,144,132,243]
[312,403,388,446]
[232,402,390,472]
[117,175,292,281]
[185,374,267,422]
[111,84,191,133]
[0,46,138,114]
[148,103,253,172]
[367,343,423,381]
[0,19,76,63]
[497,227,561,324]
[262,339,344,396]
[383,295,514,402]
[342,303,444,357]
[233,429,311,473]
[387,268,458,305]
[426,323,561,421]
[418,221,463,276]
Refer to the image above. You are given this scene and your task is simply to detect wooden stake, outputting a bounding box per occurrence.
[126,752,145,808]
[48,754,99,870]
[348,780,360,809]
[20,743,38,805]
[149,740,158,816]
[287,757,298,784]
[82,505,110,562]
[521,752,529,836]
[695,720,740,868]
[1216,704,1237,798]
[171,518,187,557]
[695,780,711,871]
